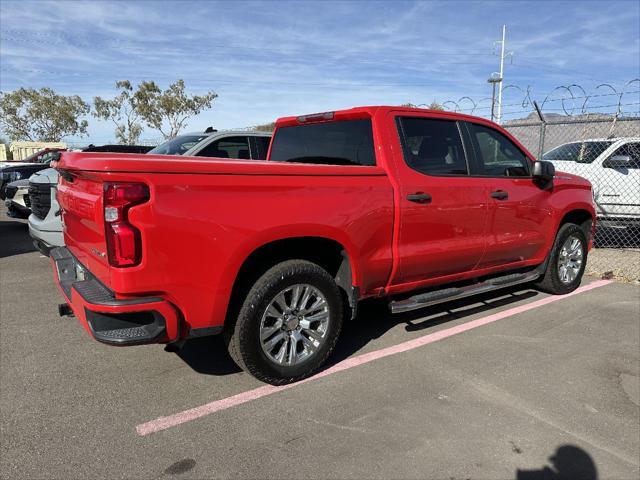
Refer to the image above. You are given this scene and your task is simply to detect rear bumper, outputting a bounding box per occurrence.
[50,247,180,346]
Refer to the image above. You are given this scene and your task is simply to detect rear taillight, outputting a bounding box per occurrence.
[104,183,149,267]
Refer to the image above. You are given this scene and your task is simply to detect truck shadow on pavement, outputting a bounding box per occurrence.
[177,286,540,376]
[0,220,37,259]
[330,288,539,365]
[516,444,597,480]
[177,335,242,375]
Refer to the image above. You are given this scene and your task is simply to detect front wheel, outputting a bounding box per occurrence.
[225,260,344,385]
[535,223,588,294]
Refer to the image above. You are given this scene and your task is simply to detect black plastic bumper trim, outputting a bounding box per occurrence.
[85,308,167,346]
[32,239,53,256]
[51,247,163,307]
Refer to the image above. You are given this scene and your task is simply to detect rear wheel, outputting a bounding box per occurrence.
[225,260,344,385]
[535,223,588,294]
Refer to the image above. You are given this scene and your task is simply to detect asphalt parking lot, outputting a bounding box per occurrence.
[1,205,639,480]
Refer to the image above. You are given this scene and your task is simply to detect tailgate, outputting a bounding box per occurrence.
[56,170,112,287]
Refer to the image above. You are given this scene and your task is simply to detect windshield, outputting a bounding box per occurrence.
[147,135,208,155]
[543,141,613,163]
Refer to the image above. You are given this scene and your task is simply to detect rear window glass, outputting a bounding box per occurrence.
[542,141,612,163]
[269,119,376,166]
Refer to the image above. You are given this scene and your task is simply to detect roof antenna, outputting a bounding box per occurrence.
[204,126,217,133]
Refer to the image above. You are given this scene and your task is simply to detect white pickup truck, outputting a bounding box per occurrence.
[543,137,639,234]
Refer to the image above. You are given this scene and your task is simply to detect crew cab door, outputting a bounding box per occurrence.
[388,113,489,285]
[462,121,552,268]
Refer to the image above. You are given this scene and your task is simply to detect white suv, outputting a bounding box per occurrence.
[543,138,639,232]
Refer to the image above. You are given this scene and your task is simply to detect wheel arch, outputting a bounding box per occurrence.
[226,236,360,327]
[559,208,594,241]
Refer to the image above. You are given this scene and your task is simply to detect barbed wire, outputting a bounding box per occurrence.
[415,80,640,119]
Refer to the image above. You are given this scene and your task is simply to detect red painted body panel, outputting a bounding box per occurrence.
[56,162,394,335]
[52,106,595,343]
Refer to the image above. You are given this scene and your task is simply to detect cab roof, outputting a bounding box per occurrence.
[275,105,494,128]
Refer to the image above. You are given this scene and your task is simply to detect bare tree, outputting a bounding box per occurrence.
[136,80,217,139]
[93,81,144,144]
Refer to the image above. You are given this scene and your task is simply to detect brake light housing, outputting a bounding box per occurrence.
[103,183,150,267]
[296,111,334,123]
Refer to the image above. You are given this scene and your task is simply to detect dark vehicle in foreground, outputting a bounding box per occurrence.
[0,149,63,199]
[50,106,594,384]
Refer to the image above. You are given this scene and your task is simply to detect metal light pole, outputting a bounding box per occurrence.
[487,73,502,123]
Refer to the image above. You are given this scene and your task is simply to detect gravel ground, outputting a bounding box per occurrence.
[587,248,640,283]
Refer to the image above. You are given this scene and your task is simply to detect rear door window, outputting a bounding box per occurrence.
[269,119,376,166]
[396,117,468,175]
[196,136,251,159]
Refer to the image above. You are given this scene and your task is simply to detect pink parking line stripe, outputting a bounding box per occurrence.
[136,279,612,436]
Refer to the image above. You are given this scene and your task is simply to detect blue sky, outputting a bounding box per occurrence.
[1,0,639,144]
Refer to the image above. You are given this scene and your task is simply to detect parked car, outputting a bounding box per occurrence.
[543,137,639,232]
[148,129,271,159]
[6,147,65,163]
[28,144,159,255]
[3,179,31,219]
[0,149,63,199]
[49,106,594,384]
[183,130,271,159]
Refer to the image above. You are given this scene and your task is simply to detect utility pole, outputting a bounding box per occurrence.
[497,24,506,124]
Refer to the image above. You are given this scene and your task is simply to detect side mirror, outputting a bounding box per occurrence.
[603,155,631,168]
[532,160,555,182]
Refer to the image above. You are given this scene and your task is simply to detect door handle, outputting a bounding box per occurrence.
[490,190,508,200]
[407,192,432,204]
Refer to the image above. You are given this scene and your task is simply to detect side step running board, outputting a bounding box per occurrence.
[389,271,541,314]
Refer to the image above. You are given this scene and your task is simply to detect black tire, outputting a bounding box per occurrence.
[535,223,588,295]
[225,260,344,385]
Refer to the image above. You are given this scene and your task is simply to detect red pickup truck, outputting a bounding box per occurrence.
[50,106,595,384]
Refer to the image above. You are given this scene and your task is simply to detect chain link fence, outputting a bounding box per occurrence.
[503,116,640,281]
[504,117,640,249]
